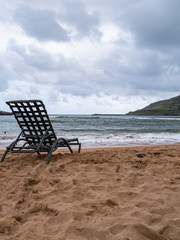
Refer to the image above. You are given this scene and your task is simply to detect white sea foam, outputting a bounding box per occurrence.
[58,132,180,148]
[0,132,180,149]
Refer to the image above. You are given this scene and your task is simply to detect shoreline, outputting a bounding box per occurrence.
[0,142,180,151]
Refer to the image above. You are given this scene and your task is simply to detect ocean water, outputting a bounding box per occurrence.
[0,115,180,149]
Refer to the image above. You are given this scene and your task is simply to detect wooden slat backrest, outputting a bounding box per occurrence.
[6,100,57,146]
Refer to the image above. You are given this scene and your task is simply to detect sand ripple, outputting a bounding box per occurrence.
[0,145,180,239]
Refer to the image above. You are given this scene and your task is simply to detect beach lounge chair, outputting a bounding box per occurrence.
[0,100,81,165]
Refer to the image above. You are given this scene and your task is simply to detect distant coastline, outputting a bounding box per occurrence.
[0,111,12,115]
[92,114,124,116]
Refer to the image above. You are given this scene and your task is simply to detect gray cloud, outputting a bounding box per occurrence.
[120,0,180,48]
[60,0,101,38]
[96,46,180,96]
[14,7,69,42]
[0,0,180,113]
[0,67,9,91]
[1,37,180,100]
[9,41,76,71]
[13,1,102,42]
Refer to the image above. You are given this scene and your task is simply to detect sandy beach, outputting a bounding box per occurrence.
[0,145,180,240]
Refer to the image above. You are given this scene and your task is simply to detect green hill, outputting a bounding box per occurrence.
[126,95,180,116]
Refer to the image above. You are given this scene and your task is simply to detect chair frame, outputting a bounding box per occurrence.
[0,100,81,165]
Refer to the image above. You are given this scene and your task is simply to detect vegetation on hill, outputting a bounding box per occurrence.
[126,95,180,116]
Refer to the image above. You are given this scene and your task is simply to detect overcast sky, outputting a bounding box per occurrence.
[0,0,180,114]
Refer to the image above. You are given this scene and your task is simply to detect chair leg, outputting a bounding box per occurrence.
[67,144,73,153]
[78,143,81,153]
[0,149,9,163]
[46,140,58,165]
[46,151,52,165]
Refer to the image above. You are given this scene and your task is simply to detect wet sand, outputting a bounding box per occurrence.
[0,145,180,240]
